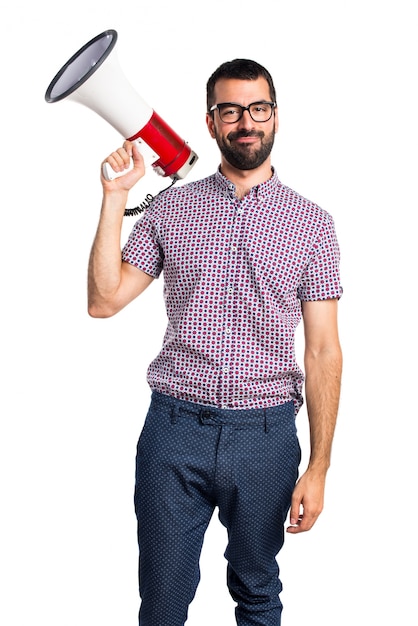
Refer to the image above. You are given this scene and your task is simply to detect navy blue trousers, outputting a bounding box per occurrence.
[134,392,301,625]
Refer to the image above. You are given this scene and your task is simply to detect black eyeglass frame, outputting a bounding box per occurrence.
[209,101,277,123]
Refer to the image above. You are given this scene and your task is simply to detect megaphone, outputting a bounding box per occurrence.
[45,29,198,182]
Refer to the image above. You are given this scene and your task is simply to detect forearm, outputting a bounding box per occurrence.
[304,346,342,474]
[88,189,128,316]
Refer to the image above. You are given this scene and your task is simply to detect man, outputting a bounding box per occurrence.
[88,59,343,626]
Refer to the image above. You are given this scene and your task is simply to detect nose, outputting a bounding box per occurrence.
[237,107,254,128]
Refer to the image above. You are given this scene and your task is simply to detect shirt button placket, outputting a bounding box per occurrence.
[220,199,243,407]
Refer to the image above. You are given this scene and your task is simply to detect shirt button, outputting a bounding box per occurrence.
[223,367,229,373]
[231,246,237,252]
[225,328,231,334]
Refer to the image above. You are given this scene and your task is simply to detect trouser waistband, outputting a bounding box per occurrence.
[151,391,295,430]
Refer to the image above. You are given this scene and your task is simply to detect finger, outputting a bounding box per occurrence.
[286,512,303,534]
[299,513,315,532]
[104,149,130,173]
[119,141,145,176]
[115,147,132,169]
[286,509,319,534]
[123,140,133,157]
[289,495,301,527]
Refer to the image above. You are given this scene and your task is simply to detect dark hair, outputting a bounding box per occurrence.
[206,59,276,112]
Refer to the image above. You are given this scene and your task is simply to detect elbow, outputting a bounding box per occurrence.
[305,345,343,376]
[87,300,118,319]
[87,284,122,318]
[88,307,112,319]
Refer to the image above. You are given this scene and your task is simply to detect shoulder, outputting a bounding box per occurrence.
[274,178,333,224]
[145,173,222,222]
[158,173,218,201]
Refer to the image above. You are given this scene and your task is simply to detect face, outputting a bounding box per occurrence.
[207,77,278,171]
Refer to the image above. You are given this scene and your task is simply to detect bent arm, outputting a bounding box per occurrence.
[88,142,154,318]
[287,298,342,533]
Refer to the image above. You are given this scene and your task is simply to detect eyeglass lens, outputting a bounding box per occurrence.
[218,102,274,123]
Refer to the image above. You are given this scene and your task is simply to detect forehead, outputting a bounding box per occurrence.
[213,77,271,104]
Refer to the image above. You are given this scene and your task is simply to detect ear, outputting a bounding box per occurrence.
[274,107,279,134]
[206,112,216,138]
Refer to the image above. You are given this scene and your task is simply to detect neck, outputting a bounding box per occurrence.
[220,159,273,198]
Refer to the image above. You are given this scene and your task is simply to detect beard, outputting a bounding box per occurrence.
[214,128,275,171]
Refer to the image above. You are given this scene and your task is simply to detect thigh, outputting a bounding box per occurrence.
[134,395,217,621]
[219,407,301,581]
[135,395,218,531]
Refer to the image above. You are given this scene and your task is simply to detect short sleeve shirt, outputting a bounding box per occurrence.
[122,168,342,412]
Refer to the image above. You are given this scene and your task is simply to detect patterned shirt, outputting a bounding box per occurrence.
[122,168,342,412]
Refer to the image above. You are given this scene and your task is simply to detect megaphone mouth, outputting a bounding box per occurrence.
[45,29,118,103]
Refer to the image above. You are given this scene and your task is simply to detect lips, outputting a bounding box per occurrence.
[236,136,259,143]
[227,130,264,143]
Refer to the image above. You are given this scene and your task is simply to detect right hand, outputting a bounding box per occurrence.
[101,140,145,192]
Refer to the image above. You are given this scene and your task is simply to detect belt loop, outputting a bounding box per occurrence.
[264,408,270,433]
[171,403,178,424]
[199,408,211,424]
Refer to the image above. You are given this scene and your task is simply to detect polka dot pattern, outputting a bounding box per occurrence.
[122,169,342,412]
[135,391,301,625]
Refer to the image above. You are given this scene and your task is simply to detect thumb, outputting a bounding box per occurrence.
[130,142,146,172]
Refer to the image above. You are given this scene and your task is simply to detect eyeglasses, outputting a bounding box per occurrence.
[210,101,276,124]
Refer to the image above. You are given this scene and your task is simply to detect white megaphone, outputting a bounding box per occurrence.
[45,29,198,182]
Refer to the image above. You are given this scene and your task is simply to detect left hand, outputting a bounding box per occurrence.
[286,469,326,534]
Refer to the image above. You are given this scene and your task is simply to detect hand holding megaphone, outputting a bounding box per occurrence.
[101,141,145,186]
[102,138,155,181]
[45,30,198,183]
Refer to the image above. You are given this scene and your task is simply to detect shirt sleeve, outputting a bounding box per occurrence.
[121,210,163,278]
[297,214,343,301]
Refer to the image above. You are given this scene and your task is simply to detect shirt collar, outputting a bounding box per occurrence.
[214,166,280,200]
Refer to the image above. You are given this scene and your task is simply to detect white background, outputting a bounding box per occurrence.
[1,1,416,624]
